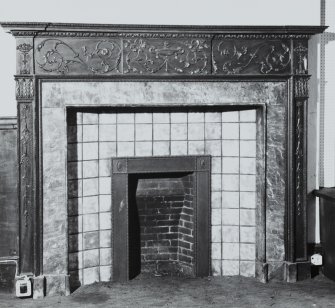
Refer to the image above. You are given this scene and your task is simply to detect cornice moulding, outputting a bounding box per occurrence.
[0,22,328,37]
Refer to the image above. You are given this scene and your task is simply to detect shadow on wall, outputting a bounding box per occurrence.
[308,17,335,245]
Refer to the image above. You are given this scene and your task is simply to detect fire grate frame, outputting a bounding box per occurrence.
[111,155,211,281]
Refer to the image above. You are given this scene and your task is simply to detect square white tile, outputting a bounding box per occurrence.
[222,140,239,157]
[222,260,239,276]
[222,157,239,174]
[188,123,204,140]
[222,243,239,260]
[240,123,256,140]
[171,123,187,140]
[153,124,170,140]
[222,123,239,139]
[117,142,134,156]
[188,141,205,155]
[171,141,187,155]
[222,111,239,122]
[153,141,170,155]
[99,142,117,159]
[135,124,152,141]
[222,226,239,243]
[222,209,239,225]
[99,125,116,142]
[222,191,239,208]
[240,209,256,226]
[117,124,134,141]
[117,113,134,124]
[222,174,239,191]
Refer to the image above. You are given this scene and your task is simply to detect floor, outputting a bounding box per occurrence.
[1,274,335,308]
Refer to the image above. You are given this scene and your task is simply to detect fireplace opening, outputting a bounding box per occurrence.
[128,172,195,279]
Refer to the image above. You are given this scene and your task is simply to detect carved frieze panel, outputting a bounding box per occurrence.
[35,38,122,75]
[212,39,291,75]
[123,38,210,75]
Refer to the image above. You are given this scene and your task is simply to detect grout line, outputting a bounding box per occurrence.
[80,112,84,284]
[169,112,171,155]
[219,112,223,276]
[97,112,101,282]
[238,110,241,275]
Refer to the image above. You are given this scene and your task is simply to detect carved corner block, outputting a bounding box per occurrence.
[196,156,211,171]
[16,38,34,75]
[16,77,34,101]
[294,76,309,99]
[112,159,128,174]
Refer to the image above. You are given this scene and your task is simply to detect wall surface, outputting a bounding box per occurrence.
[0,124,18,258]
[0,120,18,293]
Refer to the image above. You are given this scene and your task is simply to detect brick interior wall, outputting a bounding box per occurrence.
[66,108,257,287]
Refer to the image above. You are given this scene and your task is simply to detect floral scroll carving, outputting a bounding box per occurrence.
[295,101,304,217]
[123,39,210,74]
[19,103,32,228]
[36,39,122,74]
[213,40,291,75]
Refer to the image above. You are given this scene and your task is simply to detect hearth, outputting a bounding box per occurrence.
[0,22,326,297]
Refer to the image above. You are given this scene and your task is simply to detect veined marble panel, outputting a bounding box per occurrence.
[41,81,288,281]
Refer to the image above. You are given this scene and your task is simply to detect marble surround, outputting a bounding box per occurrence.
[41,81,287,285]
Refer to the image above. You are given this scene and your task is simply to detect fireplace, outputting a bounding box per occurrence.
[0,22,326,297]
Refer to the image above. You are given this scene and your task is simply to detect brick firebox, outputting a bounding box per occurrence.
[129,173,195,278]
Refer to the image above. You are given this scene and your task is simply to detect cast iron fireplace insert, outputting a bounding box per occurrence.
[111,156,211,281]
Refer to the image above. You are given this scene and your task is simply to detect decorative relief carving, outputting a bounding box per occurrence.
[123,39,210,74]
[37,32,212,39]
[197,156,210,171]
[294,101,304,217]
[36,39,122,74]
[19,103,33,228]
[12,31,39,37]
[113,159,127,173]
[294,77,309,98]
[216,34,310,39]
[16,78,34,100]
[294,42,308,75]
[17,43,33,74]
[213,40,291,75]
